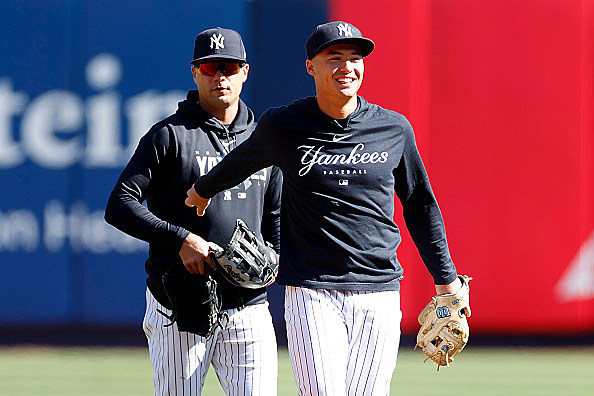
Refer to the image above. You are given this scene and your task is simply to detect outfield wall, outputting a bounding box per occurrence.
[330,0,594,334]
[1,0,592,337]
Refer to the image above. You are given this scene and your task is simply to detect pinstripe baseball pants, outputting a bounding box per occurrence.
[143,288,278,395]
[285,286,401,396]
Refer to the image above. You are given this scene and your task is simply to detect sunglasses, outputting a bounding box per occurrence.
[194,62,245,77]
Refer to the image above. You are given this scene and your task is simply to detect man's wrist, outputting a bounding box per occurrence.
[435,276,462,295]
[194,178,212,200]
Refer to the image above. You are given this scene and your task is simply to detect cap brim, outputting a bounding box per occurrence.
[190,54,247,65]
[310,37,375,59]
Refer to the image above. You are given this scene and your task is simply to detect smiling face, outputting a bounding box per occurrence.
[191,59,249,118]
[306,43,364,104]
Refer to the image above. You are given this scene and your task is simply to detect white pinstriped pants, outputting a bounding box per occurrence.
[285,286,401,396]
[143,288,278,396]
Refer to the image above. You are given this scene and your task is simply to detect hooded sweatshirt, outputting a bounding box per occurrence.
[105,90,282,309]
[195,96,457,291]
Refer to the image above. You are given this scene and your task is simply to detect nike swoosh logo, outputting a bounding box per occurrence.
[332,134,353,142]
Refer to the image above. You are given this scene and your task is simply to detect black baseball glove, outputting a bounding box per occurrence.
[158,265,228,338]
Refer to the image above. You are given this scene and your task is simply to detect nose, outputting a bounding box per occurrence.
[340,60,355,72]
[212,69,227,80]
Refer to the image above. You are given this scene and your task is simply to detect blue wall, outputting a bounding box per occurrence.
[0,0,325,331]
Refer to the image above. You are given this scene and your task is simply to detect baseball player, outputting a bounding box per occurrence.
[105,27,281,395]
[186,21,471,395]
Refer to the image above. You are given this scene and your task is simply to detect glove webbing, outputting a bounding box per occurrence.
[232,226,267,273]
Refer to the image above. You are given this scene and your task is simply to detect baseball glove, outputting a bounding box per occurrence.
[158,266,228,338]
[415,275,472,370]
[209,219,279,289]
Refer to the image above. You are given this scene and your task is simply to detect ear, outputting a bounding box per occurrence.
[191,66,198,82]
[242,63,249,83]
[306,59,315,76]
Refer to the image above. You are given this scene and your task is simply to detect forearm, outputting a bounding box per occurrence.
[403,180,457,285]
[195,144,270,199]
[105,193,189,250]
[194,161,253,199]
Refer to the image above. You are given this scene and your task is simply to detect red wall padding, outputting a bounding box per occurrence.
[330,0,594,334]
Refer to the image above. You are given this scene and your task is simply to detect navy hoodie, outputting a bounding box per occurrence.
[195,96,457,291]
[105,90,282,308]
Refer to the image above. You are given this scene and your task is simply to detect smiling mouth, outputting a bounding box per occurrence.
[336,77,356,84]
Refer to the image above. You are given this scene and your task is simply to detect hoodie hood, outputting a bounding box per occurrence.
[176,90,255,138]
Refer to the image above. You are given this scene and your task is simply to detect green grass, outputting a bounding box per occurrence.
[0,346,592,395]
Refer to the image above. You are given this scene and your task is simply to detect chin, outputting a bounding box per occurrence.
[338,88,358,98]
[213,95,232,104]
[335,82,360,95]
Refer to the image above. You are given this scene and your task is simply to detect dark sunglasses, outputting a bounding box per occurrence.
[195,61,245,77]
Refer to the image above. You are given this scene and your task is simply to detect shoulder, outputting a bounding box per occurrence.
[142,119,176,146]
[261,96,316,124]
[137,119,168,142]
[356,99,414,139]
[138,113,195,155]
[146,107,204,142]
[364,99,411,126]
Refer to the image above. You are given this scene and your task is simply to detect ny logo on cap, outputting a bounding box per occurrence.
[337,23,353,37]
[210,33,225,50]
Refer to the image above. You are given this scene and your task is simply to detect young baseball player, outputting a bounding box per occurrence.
[186,21,471,395]
[105,27,281,395]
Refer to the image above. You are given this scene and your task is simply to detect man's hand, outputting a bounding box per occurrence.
[179,233,215,275]
[435,276,472,317]
[416,275,473,370]
[185,185,211,216]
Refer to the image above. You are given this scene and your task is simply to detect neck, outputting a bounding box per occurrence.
[199,99,240,125]
[315,94,358,119]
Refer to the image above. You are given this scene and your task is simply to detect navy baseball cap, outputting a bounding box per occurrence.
[190,27,247,65]
[306,21,375,60]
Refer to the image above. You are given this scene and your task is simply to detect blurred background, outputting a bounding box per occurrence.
[0,0,592,348]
